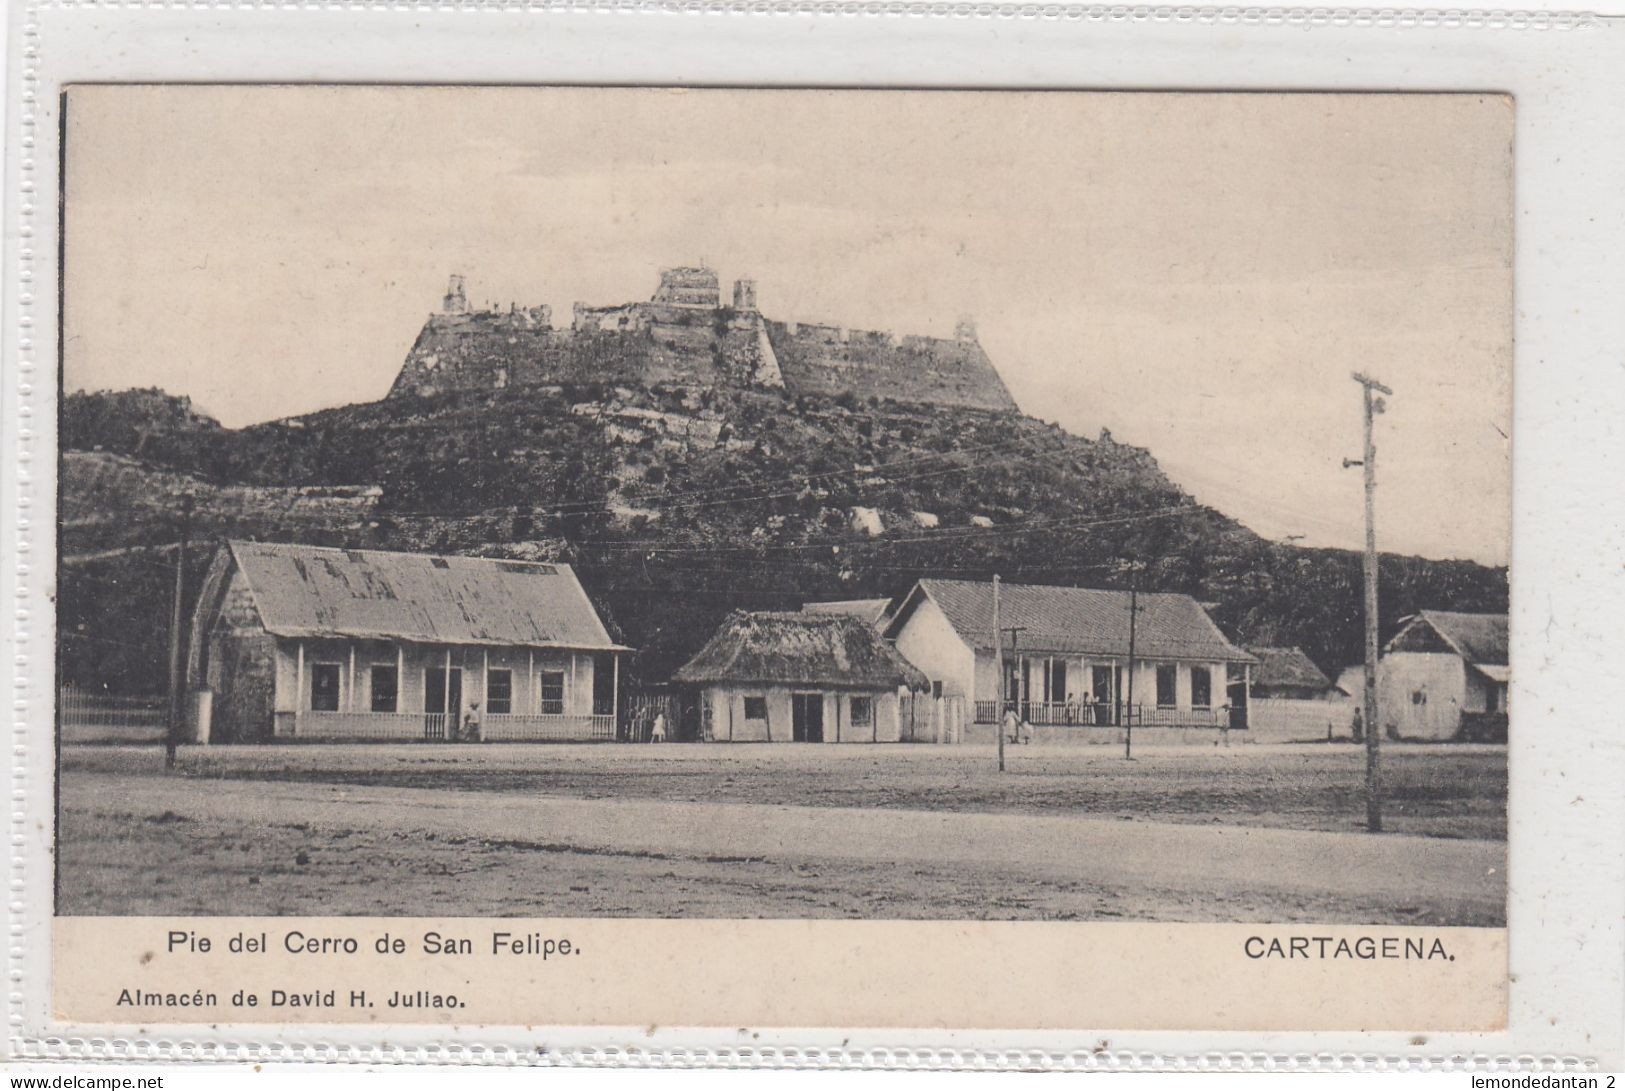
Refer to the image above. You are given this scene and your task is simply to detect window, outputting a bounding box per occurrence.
[539,671,565,715]
[497,560,556,575]
[1155,664,1177,709]
[370,665,398,713]
[310,663,341,711]
[1190,666,1212,710]
[486,669,513,715]
[850,696,874,728]
[743,696,768,721]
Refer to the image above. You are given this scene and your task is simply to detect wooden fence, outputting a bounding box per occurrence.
[282,711,614,742]
[899,694,967,743]
[58,686,166,744]
[620,692,682,742]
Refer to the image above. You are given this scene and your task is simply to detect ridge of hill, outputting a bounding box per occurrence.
[57,386,1509,693]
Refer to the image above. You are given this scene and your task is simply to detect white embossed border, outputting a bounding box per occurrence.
[11,0,1611,30]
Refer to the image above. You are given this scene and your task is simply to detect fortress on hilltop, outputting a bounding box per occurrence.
[387,266,1019,413]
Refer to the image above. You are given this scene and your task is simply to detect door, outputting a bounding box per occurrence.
[1227,678,1248,730]
[1091,665,1117,725]
[791,693,824,743]
[424,666,463,739]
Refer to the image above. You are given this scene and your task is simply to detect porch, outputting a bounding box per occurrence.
[281,710,616,742]
[272,638,623,743]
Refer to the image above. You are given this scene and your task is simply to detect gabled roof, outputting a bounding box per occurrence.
[1245,646,1337,692]
[801,598,893,626]
[886,579,1255,664]
[673,611,929,690]
[222,540,627,651]
[1386,609,1507,666]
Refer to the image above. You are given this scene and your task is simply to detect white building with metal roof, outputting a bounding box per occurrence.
[882,578,1256,735]
[184,540,629,743]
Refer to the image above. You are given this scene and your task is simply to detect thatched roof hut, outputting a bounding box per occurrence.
[673,611,929,691]
[1245,646,1341,698]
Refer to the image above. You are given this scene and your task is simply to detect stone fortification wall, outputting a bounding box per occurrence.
[387,269,1017,413]
[391,303,768,398]
[763,321,1017,412]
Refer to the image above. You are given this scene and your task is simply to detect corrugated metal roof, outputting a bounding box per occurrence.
[889,578,1255,664]
[226,540,626,651]
[674,611,929,690]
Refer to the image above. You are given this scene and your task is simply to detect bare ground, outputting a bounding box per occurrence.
[62,740,1507,839]
[57,743,1506,924]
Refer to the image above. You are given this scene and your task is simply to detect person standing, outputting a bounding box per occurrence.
[1002,705,1023,746]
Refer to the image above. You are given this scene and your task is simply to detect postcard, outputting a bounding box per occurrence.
[44,84,1515,1039]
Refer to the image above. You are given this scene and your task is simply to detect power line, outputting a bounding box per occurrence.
[551,434,1046,513]
[580,503,1205,555]
[357,435,1049,521]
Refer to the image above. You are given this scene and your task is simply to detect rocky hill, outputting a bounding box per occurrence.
[57,383,1509,695]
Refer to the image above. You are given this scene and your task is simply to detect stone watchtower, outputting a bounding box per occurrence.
[652,266,721,308]
[954,315,978,342]
[732,279,758,312]
[442,274,469,314]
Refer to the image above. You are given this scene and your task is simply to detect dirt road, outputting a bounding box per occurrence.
[65,740,1508,839]
[60,769,1504,923]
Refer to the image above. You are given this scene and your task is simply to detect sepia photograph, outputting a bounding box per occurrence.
[55,86,1511,928]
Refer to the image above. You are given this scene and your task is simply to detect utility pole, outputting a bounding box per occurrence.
[1117,561,1146,760]
[1348,372,1393,833]
[1124,582,1139,760]
[165,494,194,770]
[1001,625,1028,749]
[992,574,1004,773]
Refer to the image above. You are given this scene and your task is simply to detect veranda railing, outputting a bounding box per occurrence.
[973,700,1235,729]
[291,710,612,742]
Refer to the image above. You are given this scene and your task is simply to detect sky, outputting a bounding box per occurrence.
[62,87,1513,565]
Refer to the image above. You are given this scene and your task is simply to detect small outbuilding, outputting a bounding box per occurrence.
[673,611,929,743]
[1245,646,1343,700]
[1242,645,1356,742]
[1378,609,1509,740]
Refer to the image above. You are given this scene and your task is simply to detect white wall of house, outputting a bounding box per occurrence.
[1464,670,1507,714]
[1377,651,1467,740]
[702,684,901,743]
[1248,697,1357,742]
[273,639,602,719]
[890,596,977,698]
